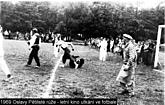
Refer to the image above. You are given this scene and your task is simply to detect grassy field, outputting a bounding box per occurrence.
[0,39,164,105]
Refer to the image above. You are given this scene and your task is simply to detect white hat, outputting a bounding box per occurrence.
[123,34,133,40]
[32,28,38,31]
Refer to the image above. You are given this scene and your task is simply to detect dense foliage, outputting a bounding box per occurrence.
[0,1,164,42]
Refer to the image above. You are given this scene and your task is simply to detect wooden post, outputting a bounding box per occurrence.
[154,25,165,68]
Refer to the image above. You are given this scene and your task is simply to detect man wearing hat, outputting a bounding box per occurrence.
[26,28,41,68]
[116,34,137,96]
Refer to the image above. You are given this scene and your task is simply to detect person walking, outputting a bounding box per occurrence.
[26,28,41,68]
[116,34,137,97]
[0,25,11,78]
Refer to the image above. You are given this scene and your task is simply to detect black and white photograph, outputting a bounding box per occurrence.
[0,0,164,104]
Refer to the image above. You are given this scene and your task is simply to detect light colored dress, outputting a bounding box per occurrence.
[99,39,107,61]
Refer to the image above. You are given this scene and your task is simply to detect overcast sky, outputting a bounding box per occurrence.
[5,0,165,9]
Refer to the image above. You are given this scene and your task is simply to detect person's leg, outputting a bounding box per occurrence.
[127,81,135,96]
[59,53,68,67]
[78,58,84,68]
[103,50,107,61]
[100,49,104,61]
[0,57,11,77]
[33,46,40,67]
[112,45,114,53]
[27,49,35,65]
[137,52,140,64]
[118,82,129,95]
[62,54,67,64]
[127,66,135,96]
[68,55,78,69]
[69,59,75,68]
[118,70,132,95]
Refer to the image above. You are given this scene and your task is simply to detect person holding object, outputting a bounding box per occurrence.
[0,25,11,78]
[116,34,137,97]
[26,28,41,68]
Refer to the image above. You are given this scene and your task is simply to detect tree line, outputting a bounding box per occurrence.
[0,1,164,42]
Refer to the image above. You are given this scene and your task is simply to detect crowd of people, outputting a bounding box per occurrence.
[2,30,56,43]
[85,36,156,67]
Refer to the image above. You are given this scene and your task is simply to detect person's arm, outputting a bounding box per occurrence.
[68,42,74,51]
[39,36,41,46]
[28,35,36,49]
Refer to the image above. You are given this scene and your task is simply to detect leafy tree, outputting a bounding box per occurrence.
[0,1,164,42]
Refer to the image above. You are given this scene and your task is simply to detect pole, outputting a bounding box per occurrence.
[154,25,164,68]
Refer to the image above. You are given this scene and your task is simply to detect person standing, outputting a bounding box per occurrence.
[143,41,150,65]
[116,34,137,97]
[26,28,41,68]
[0,25,11,78]
[99,38,107,61]
[107,38,110,55]
[110,38,114,53]
[53,33,61,57]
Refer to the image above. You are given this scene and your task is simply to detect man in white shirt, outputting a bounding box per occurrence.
[0,25,11,78]
[26,28,41,68]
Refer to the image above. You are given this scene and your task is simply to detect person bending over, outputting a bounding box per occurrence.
[59,40,79,69]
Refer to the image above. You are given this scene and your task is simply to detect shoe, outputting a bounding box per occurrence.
[128,92,135,97]
[25,64,31,67]
[7,74,11,78]
[35,66,40,68]
[59,65,65,68]
[118,90,129,95]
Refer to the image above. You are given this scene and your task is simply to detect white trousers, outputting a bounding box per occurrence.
[0,56,11,76]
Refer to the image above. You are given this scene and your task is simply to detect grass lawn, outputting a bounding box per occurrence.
[0,39,164,105]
